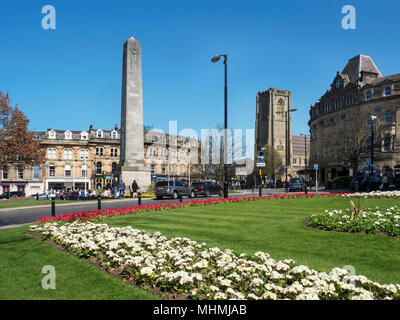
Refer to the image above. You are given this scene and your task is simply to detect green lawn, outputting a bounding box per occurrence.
[0,225,157,300]
[1,196,400,299]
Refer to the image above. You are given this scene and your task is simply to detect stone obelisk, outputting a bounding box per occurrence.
[120,37,151,189]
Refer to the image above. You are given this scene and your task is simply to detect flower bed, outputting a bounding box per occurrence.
[36,193,342,224]
[29,222,400,300]
[342,191,400,199]
[307,206,400,237]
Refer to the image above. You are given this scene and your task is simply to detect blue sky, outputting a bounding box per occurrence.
[1,0,400,138]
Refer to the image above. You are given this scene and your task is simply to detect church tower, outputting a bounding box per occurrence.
[255,88,294,177]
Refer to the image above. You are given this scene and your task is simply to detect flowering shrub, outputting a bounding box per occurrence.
[342,191,400,199]
[36,193,343,224]
[307,206,400,236]
[29,222,400,300]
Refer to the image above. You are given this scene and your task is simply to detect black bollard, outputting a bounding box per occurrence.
[36,192,39,201]
[259,185,262,197]
[51,198,55,217]
[138,192,142,206]
[97,195,101,210]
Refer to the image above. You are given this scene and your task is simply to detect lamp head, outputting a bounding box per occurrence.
[211,55,221,63]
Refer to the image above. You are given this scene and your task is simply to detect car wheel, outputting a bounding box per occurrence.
[190,191,195,198]
[172,191,178,199]
[205,190,210,197]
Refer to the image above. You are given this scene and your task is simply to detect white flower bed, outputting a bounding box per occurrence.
[342,191,400,199]
[29,222,400,300]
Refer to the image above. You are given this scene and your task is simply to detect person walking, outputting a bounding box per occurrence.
[382,174,389,191]
[119,179,126,198]
[131,180,139,197]
[112,177,119,198]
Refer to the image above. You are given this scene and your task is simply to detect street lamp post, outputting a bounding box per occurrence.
[211,54,229,198]
[369,115,377,175]
[276,108,297,191]
[300,133,308,168]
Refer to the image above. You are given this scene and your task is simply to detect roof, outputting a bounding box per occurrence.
[341,54,382,83]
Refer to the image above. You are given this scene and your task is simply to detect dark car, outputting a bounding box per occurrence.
[154,180,190,200]
[351,175,382,192]
[190,181,223,198]
[288,177,304,192]
[0,191,25,199]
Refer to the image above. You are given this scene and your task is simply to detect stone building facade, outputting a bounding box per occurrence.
[255,88,309,180]
[0,125,198,195]
[309,54,400,183]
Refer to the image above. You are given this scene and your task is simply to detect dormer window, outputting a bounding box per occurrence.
[97,130,103,138]
[335,79,342,89]
[365,90,372,100]
[64,130,72,139]
[48,130,56,139]
[111,130,118,139]
[384,87,392,97]
[81,131,88,140]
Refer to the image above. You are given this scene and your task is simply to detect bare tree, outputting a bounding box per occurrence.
[310,111,385,174]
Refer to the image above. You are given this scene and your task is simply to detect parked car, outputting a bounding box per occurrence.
[190,181,223,198]
[288,177,304,192]
[28,192,56,200]
[351,175,382,191]
[0,191,25,199]
[154,180,190,200]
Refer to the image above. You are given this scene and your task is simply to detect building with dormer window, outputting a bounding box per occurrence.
[309,54,400,183]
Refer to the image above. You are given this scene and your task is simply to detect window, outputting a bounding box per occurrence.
[110,148,118,158]
[65,164,71,177]
[96,148,104,156]
[151,164,155,174]
[33,166,39,180]
[49,164,55,177]
[96,162,102,174]
[48,130,56,139]
[385,87,392,97]
[386,110,393,123]
[81,165,88,177]
[48,148,57,159]
[97,130,103,138]
[2,166,8,180]
[64,130,72,139]
[336,79,342,89]
[365,90,372,100]
[17,165,23,179]
[111,130,118,139]
[384,135,392,152]
[81,131,88,140]
[162,164,166,174]
[80,149,88,160]
[64,149,73,160]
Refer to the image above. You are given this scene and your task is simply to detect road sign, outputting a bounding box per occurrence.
[257,152,265,163]
[313,164,318,171]
[256,162,266,167]
[282,165,288,169]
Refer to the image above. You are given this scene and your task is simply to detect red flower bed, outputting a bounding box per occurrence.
[36,192,346,224]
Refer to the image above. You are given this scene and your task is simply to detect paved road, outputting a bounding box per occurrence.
[0,188,341,230]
